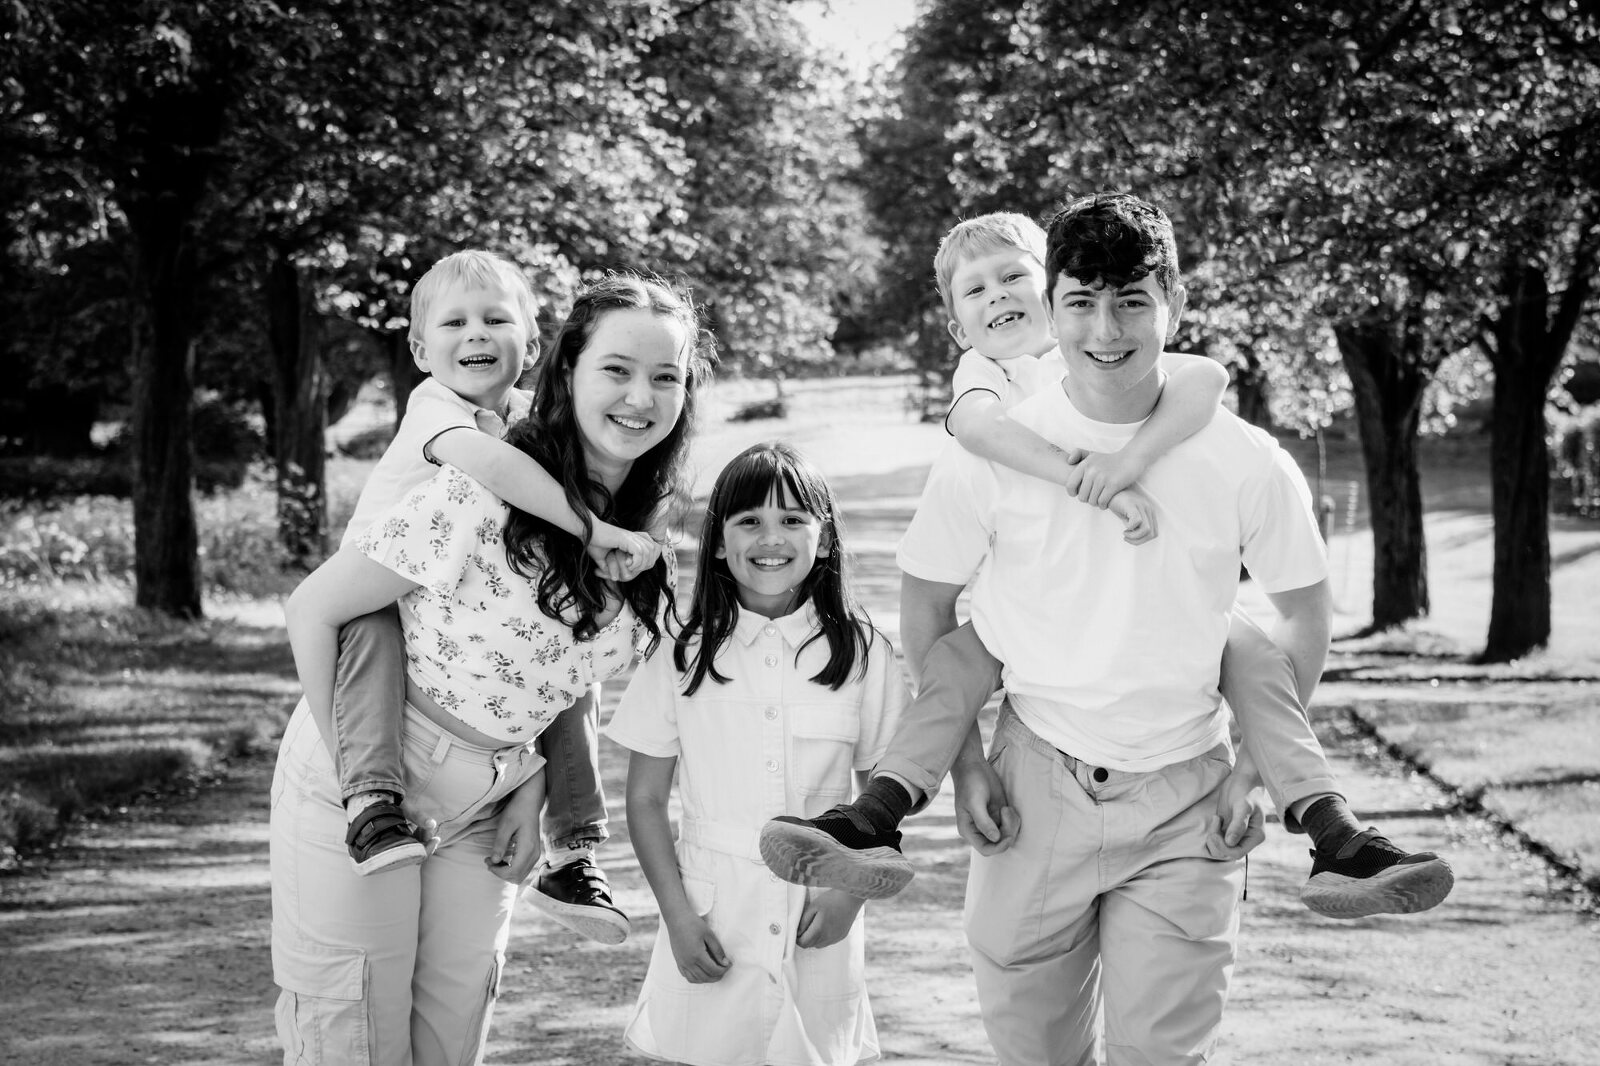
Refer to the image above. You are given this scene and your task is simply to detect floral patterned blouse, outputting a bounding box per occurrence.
[356,465,657,744]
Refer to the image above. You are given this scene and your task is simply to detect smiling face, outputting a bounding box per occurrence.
[410,280,533,410]
[1050,271,1186,423]
[716,483,830,619]
[945,249,1055,362]
[569,307,691,490]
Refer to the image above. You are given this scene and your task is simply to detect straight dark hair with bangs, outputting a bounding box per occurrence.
[675,442,872,696]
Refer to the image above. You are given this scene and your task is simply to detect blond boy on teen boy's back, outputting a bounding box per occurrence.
[762,211,1452,931]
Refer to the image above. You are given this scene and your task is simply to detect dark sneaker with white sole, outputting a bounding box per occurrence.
[529,857,630,945]
[759,806,914,900]
[1301,827,1455,919]
[345,802,428,876]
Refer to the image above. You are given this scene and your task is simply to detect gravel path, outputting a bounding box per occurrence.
[2,703,1596,1065]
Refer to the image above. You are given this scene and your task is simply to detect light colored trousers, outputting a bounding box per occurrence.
[270,700,543,1066]
[965,706,1243,1066]
[876,609,1341,826]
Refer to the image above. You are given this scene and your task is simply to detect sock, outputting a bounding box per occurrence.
[344,790,399,824]
[821,776,914,835]
[1299,795,1364,856]
[546,839,597,870]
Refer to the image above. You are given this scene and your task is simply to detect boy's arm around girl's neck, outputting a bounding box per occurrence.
[430,427,590,537]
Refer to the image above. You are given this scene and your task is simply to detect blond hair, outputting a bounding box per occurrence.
[408,250,540,346]
[932,212,1048,319]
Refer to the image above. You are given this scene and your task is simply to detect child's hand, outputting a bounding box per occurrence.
[585,523,660,582]
[1071,449,1145,508]
[796,889,866,950]
[1108,487,1158,545]
[666,914,732,983]
[951,757,1020,856]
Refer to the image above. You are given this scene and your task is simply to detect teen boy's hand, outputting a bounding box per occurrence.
[666,913,732,983]
[952,756,1020,856]
[796,888,865,950]
[1205,766,1267,861]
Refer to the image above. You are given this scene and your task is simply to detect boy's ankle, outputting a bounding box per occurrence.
[345,790,400,820]
[546,838,600,870]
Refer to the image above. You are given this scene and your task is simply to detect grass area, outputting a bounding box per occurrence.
[3,372,1599,893]
[0,584,296,867]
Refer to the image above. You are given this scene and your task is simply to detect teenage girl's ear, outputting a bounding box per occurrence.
[817,528,833,560]
[714,540,727,560]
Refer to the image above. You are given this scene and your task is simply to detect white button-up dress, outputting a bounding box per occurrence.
[605,604,909,1066]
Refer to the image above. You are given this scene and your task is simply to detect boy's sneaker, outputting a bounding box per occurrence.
[1301,827,1455,919]
[345,802,428,876]
[529,857,630,945]
[759,806,914,900]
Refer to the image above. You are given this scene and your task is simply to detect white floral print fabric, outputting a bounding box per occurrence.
[357,465,655,742]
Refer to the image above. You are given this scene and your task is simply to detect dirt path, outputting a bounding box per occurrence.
[2,700,1596,1066]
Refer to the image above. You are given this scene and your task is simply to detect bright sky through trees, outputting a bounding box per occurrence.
[794,0,917,72]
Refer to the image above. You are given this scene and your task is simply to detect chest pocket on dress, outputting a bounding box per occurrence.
[789,708,860,800]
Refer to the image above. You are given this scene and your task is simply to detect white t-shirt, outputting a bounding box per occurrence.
[604,604,907,1066]
[898,383,1328,772]
[341,378,533,547]
[356,466,651,743]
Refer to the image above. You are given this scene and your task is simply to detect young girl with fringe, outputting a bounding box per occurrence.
[605,442,909,1066]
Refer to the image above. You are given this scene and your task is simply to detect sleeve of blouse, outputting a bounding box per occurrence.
[603,643,682,758]
[853,629,911,771]
[355,466,507,598]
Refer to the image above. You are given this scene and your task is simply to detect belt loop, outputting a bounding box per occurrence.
[431,730,451,765]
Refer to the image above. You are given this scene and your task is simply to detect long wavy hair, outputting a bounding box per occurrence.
[674,442,872,696]
[502,272,715,652]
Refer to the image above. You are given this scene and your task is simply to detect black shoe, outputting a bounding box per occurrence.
[529,857,630,945]
[758,805,914,900]
[345,801,427,876]
[1301,827,1455,919]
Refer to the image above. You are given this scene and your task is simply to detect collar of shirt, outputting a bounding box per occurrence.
[730,602,819,648]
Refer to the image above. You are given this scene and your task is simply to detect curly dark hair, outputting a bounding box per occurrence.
[502,272,716,653]
[1043,192,1181,305]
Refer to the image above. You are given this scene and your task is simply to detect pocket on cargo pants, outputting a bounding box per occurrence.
[274,938,370,1066]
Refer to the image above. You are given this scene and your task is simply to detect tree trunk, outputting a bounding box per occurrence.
[1334,316,1431,630]
[1232,348,1275,431]
[1479,256,1590,661]
[266,251,329,569]
[126,216,203,618]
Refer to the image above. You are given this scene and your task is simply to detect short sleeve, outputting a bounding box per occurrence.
[355,466,507,597]
[405,388,479,464]
[853,630,911,771]
[339,382,478,546]
[1238,446,1330,593]
[895,443,998,586]
[946,351,1012,434]
[604,642,682,758]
